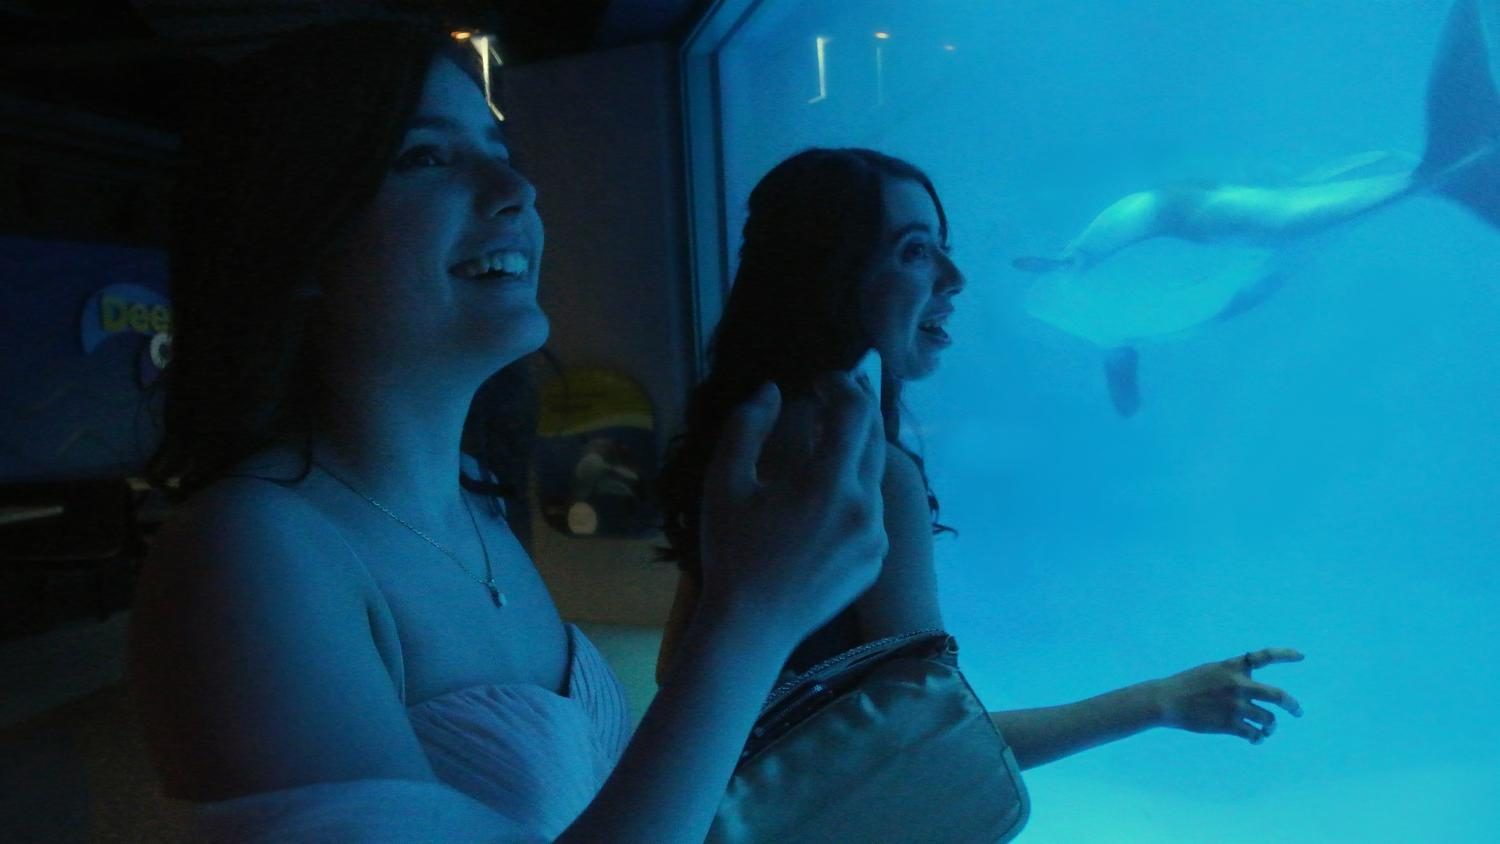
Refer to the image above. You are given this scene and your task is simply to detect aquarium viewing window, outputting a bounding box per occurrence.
[682,1,1500,841]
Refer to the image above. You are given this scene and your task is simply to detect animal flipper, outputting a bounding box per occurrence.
[1419,0,1500,228]
[1104,347,1141,417]
[1012,255,1074,273]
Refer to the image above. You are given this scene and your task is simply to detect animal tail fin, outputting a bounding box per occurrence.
[1012,255,1074,273]
[1104,347,1141,418]
[1419,0,1500,228]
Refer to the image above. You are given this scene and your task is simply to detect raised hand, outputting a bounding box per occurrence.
[696,375,888,645]
[1151,648,1305,744]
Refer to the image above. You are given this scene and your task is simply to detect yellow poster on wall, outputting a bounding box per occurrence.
[535,368,656,538]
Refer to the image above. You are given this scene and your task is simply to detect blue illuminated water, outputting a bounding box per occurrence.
[715,1,1500,840]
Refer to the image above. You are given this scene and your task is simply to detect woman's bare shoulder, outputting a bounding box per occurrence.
[148,471,333,574]
[130,464,430,799]
[881,442,928,504]
[148,443,332,566]
[132,473,363,677]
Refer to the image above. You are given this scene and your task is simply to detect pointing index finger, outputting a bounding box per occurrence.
[1245,647,1305,670]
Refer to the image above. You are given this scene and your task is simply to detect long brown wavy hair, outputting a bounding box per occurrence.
[657,148,955,579]
[148,20,537,505]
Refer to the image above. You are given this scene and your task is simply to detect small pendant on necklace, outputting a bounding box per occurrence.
[486,581,506,608]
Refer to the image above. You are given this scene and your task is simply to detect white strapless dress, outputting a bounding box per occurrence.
[187,623,633,842]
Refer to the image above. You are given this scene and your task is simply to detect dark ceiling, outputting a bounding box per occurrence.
[0,0,705,131]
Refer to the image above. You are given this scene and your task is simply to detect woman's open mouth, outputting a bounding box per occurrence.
[919,311,952,344]
[450,249,530,282]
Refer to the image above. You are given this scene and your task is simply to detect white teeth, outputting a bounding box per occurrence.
[454,249,530,280]
[498,252,528,275]
[487,250,528,275]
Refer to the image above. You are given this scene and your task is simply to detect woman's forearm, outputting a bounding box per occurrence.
[558,608,790,844]
[989,681,1164,770]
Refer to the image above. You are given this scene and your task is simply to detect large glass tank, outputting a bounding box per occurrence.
[688,1,1500,840]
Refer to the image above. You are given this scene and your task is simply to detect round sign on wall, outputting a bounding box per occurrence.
[534,368,657,538]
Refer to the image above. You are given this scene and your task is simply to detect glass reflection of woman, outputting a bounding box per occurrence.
[129,23,888,842]
[658,148,1306,774]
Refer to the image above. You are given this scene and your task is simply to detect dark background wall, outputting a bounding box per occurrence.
[0,5,707,838]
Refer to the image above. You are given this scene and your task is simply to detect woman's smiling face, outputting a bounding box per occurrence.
[858,177,964,382]
[321,54,548,374]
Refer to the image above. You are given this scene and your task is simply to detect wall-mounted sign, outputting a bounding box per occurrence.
[0,236,168,482]
[534,368,657,538]
[79,282,172,386]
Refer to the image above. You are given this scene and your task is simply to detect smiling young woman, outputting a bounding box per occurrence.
[129,22,890,843]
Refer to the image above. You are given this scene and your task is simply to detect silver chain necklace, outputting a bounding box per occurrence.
[314,460,507,608]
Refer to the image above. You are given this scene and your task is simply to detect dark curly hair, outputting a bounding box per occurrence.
[147,20,537,505]
[657,147,955,579]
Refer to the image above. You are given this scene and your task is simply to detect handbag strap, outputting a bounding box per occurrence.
[741,630,958,767]
[761,629,954,712]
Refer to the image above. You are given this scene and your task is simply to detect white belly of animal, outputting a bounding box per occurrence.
[1022,238,1280,349]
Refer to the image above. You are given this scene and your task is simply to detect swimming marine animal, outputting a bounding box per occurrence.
[1015,0,1500,416]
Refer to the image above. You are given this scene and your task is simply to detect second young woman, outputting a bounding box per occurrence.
[658,147,1306,771]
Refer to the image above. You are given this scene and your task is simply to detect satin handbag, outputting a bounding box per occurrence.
[708,629,1030,844]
